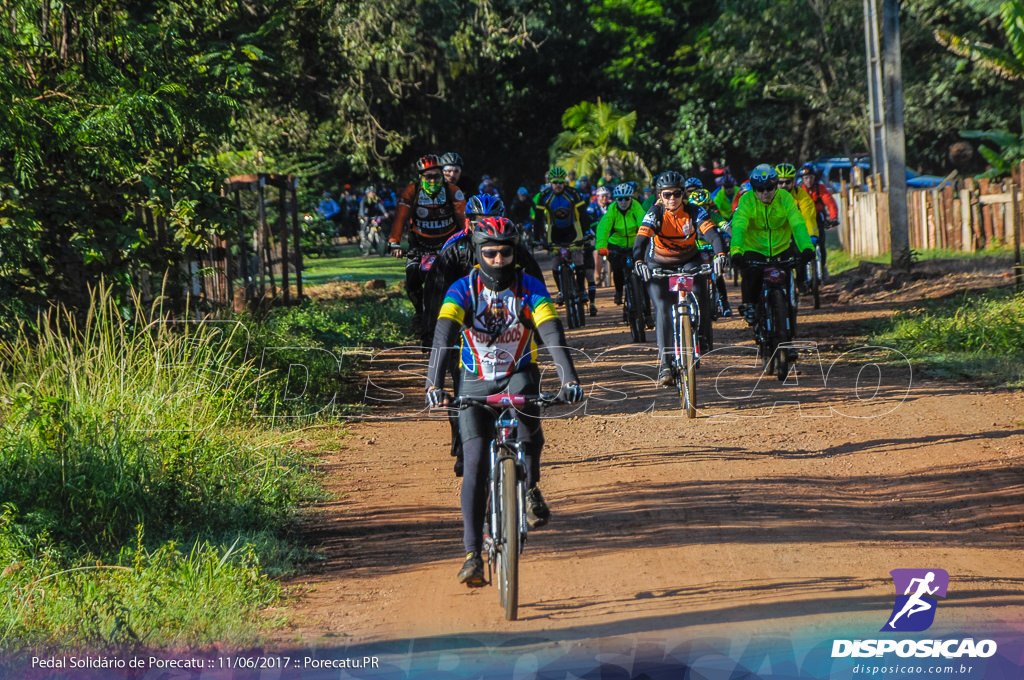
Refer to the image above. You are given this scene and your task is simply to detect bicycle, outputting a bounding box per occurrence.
[452,392,563,620]
[550,241,588,330]
[622,256,649,344]
[746,256,800,381]
[651,262,713,418]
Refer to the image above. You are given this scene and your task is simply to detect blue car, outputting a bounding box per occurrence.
[806,156,949,192]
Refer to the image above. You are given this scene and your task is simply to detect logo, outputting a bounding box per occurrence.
[882,569,949,632]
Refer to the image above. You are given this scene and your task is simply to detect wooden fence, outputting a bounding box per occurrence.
[838,166,1024,265]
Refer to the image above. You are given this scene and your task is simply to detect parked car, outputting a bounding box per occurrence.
[805,156,949,192]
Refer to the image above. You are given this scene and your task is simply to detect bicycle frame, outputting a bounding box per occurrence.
[552,242,588,329]
[746,256,799,378]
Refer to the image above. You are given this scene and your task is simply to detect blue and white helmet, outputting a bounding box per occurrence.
[466,194,505,220]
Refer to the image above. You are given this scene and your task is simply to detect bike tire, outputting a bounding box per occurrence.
[812,253,822,309]
[625,275,646,343]
[559,265,578,330]
[499,456,520,621]
[574,269,587,329]
[680,313,697,418]
[696,281,713,354]
[770,288,790,381]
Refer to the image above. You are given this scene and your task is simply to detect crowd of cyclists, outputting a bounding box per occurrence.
[329,151,841,586]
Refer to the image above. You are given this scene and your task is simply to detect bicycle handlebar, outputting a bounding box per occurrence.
[744,257,799,268]
[452,393,562,408]
[650,263,713,278]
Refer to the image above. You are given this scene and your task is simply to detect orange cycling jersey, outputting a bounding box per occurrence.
[637,203,718,265]
[389,181,467,250]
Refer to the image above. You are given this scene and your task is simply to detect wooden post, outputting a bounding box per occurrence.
[291,178,304,300]
[279,184,290,305]
[883,0,910,269]
[1014,163,1023,290]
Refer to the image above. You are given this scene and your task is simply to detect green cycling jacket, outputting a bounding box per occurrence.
[595,201,646,249]
[730,188,812,257]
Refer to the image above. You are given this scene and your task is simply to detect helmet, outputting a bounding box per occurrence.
[775,163,797,179]
[440,152,463,169]
[688,188,711,206]
[798,163,819,179]
[626,181,638,193]
[613,183,633,199]
[721,174,736,189]
[416,154,442,174]
[517,186,529,197]
[595,185,612,197]
[749,164,778,191]
[684,176,704,191]
[466,194,506,219]
[655,171,684,190]
[548,167,568,182]
[472,217,520,290]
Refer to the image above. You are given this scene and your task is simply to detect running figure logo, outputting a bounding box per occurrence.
[881,569,949,632]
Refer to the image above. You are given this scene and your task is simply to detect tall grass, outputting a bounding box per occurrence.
[871,289,1024,387]
[0,287,315,650]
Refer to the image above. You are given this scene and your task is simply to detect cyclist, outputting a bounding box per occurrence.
[587,185,612,225]
[358,186,388,257]
[633,171,728,386]
[799,163,839,279]
[441,151,475,197]
[596,183,649,322]
[688,188,734,318]
[534,166,597,316]
[508,187,535,234]
[389,154,467,345]
[712,174,739,219]
[730,164,814,333]
[683,176,705,198]
[775,163,818,294]
[425,217,583,586]
[577,175,595,203]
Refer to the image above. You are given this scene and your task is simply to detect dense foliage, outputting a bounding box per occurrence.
[2,0,1023,321]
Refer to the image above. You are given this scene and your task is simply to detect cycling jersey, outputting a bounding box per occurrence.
[389,181,467,251]
[784,185,819,237]
[533,187,586,245]
[803,182,839,221]
[730,189,812,257]
[596,201,645,249]
[634,203,725,265]
[711,186,737,219]
[437,269,558,381]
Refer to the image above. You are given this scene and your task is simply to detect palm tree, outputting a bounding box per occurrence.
[549,99,652,184]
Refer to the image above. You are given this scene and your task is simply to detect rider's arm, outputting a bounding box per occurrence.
[389,183,416,244]
[532,192,549,246]
[448,182,467,225]
[729,195,751,256]
[779,191,813,251]
[425,278,471,393]
[595,210,613,250]
[819,185,839,220]
[522,276,579,385]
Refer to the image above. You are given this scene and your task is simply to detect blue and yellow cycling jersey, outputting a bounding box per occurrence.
[438,268,559,380]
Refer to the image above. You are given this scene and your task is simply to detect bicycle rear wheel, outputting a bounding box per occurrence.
[811,253,822,309]
[625,273,646,343]
[771,288,791,381]
[498,456,520,621]
[558,265,579,330]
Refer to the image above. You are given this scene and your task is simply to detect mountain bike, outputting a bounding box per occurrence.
[599,253,611,288]
[551,241,588,330]
[453,392,562,620]
[622,256,649,344]
[746,256,799,381]
[651,262,712,418]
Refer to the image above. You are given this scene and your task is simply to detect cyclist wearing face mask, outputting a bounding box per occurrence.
[389,154,467,342]
[633,171,728,386]
[729,164,814,325]
[425,217,583,586]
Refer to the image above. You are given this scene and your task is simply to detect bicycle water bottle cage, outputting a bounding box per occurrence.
[420,253,437,271]
[669,274,695,293]
[762,266,787,286]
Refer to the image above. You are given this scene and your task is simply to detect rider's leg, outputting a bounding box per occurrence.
[609,246,627,304]
[405,255,426,338]
[646,276,674,381]
[459,432,489,554]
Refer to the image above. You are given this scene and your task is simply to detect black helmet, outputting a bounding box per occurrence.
[655,171,684,190]
[440,152,463,169]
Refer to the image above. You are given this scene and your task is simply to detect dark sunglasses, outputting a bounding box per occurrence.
[778,179,794,186]
[755,187,776,194]
[660,189,683,199]
[480,245,514,259]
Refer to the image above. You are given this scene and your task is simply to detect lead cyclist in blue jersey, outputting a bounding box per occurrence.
[425,217,583,586]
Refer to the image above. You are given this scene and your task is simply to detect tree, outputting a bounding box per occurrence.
[550,99,652,183]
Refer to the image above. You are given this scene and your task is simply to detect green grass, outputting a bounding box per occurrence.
[0,287,320,652]
[869,288,1024,388]
[827,241,1019,275]
[301,245,407,287]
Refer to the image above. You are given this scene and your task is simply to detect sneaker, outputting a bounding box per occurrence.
[457,552,486,586]
[645,315,655,329]
[554,292,564,306]
[525,487,550,529]
[739,303,756,325]
[657,367,675,386]
[589,303,598,316]
[614,294,623,305]
[721,301,733,318]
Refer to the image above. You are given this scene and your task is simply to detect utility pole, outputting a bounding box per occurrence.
[864,0,887,186]
[883,0,910,270]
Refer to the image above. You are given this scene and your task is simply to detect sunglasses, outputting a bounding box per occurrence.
[661,189,683,199]
[778,179,794,186]
[551,181,566,186]
[480,245,514,259]
[616,197,632,202]
[755,187,775,195]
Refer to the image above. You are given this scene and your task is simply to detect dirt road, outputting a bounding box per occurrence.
[270,260,1024,677]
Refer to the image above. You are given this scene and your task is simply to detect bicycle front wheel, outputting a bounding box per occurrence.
[559,265,579,330]
[680,312,696,418]
[498,456,520,620]
[625,273,646,343]
[811,253,822,309]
